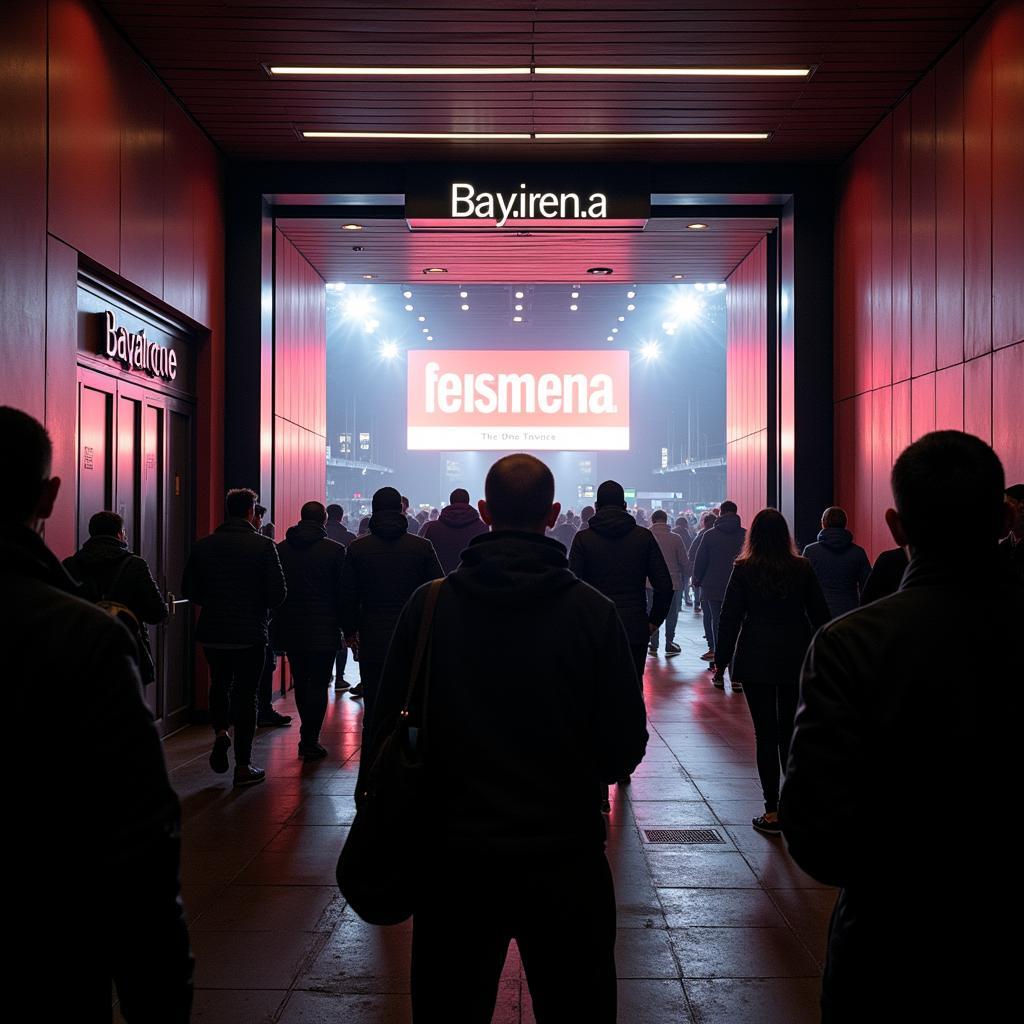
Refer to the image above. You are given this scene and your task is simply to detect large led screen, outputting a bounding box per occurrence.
[407,350,630,451]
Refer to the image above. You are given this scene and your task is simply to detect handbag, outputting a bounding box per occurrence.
[336,578,444,925]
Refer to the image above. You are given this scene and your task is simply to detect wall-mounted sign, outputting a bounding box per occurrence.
[406,165,650,231]
[102,311,178,381]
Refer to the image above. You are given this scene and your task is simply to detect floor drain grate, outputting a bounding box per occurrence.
[643,828,725,845]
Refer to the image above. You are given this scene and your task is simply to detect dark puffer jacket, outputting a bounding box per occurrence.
[419,502,489,575]
[273,521,346,652]
[181,518,287,645]
[802,526,871,617]
[363,531,648,853]
[64,535,168,626]
[691,513,747,601]
[568,507,672,644]
[340,510,443,663]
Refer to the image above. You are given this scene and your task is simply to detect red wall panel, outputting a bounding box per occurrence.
[910,70,937,379]
[993,342,1024,484]
[990,1,1024,352]
[935,44,965,371]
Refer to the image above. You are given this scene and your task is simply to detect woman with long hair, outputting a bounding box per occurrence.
[713,508,830,835]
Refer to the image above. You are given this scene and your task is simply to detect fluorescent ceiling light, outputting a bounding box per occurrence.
[302,131,531,140]
[535,132,770,141]
[273,66,531,76]
[535,67,810,77]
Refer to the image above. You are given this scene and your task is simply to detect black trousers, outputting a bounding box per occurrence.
[742,682,799,813]
[286,650,334,745]
[203,644,265,766]
[411,849,617,1023]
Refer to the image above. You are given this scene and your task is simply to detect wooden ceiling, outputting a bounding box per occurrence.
[276,215,779,283]
[99,0,992,164]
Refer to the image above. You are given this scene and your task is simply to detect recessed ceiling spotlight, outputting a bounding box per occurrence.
[512,316,523,323]
[403,290,413,298]
[404,304,414,311]
[569,304,578,311]
[341,223,363,231]
[514,290,524,298]
[626,290,636,299]
[687,223,709,230]
[459,290,469,298]
[361,273,376,279]
[460,304,470,311]
[423,267,448,274]
[417,315,426,321]
[587,267,613,276]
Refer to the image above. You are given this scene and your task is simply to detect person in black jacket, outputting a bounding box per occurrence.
[363,454,647,1023]
[802,507,872,617]
[712,509,831,834]
[0,406,192,1022]
[340,486,443,711]
[419,488,489,575]
[181,487,287,787]
[325,504,356,690]
[274,502,346,760]
[780,431,1023,1023]
[63,509,167,684]
[859,545,909,604]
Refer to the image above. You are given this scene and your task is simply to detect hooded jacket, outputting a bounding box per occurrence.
[181,517,287,645]
[63,535,168,627]
[1,526,192,1019]
[568,506,673,644]
[802,526,871,617]
[273,521,346,652]
[364,530,648,855]
[649,522,689,590]
[419,502,489,575]
[339,509,443,663]
[780,551,1022,1021]
[691,513,747,602]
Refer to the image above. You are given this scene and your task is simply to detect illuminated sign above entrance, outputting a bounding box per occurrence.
[406,166,650,231]
[102,310,178,381]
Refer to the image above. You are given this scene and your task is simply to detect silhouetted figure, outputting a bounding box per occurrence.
[325,504,355,689]
[781,431,1022,1023]
[252,502,291,727]
[419,488,489,575]
[712,509,830,833]
[692,500,746,673]
[0,406,192,1021]
[181,487,287,787]
[274,502,346,760]
[647,509,689,655]
[802,506,871,617]
[859,546,909,605]
[1000,483,1024,581]
[64,509,167,684]
[364,454,647,1023]
[340,486,442,711]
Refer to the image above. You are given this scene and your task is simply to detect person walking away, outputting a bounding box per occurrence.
[325,503,356,689]
[0,407,192,1021]
[569,480,670,800]
[340,486,443,711]
[182,487,287,787]
[711,509,830,833]
[63,509,167,685]
[780,430,1022,1023]
[363,454,647,1023]
[274,502,346,760]
[802,506,871,617]
[419,488,489,575]
[647,510,689,655]
[692,501,746,674]
[999,483,1024,581]
[672,515,695,605]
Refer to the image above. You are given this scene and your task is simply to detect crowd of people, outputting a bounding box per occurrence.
[3,400,1021,1022]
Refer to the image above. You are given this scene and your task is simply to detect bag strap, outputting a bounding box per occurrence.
[400,578,444,719]
[101,555,133,603]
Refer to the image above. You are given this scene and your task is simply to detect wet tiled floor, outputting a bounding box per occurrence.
[130,607,831,1022]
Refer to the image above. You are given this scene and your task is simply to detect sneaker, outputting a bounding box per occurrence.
[348,684,364,699]
[752,814,782,836]
[665,641,681,656]
[209,734,231,774]
[700,649,715,661]
[257,709,292,727]
[298,742,328,761]
[233,764,267,788]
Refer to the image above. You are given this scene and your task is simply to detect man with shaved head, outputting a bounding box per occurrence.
[363,453,647,1022]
